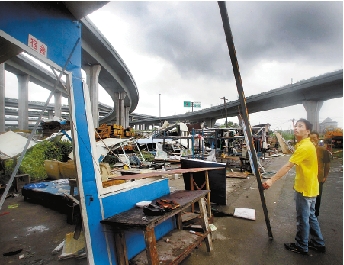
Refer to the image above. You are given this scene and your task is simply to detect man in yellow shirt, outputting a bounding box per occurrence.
[310,131,331,217]
[263,119,325,255]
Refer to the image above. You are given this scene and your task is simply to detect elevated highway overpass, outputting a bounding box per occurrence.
[129,69,343,132]
[1,8,138,131]
[4,69,342,133]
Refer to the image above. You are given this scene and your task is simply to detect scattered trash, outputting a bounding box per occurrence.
[188,230,203,236]
[209,224,217,231]
[233,208,255,221]
[0,211,10,216]
[8,204,19,209]
[19,254,25,259]
[59,231,86,260]
[52,240,65,255]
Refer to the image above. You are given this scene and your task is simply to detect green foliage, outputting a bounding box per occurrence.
[3,140,73,181]
[55,141,73,162]
[332,148,343,159]
[102,155,119,166]
[219,121,240,128]
[140,151,155,162]
[281,131,295,141]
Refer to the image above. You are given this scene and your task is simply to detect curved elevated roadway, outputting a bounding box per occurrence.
[129,69,343,126]
[3,16,139,125]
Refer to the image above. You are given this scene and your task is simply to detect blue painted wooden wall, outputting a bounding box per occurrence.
[0,2,174,264]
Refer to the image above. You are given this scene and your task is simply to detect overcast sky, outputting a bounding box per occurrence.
[5,1,343,130]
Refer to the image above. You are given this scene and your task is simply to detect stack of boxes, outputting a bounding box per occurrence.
[95,124,135,140]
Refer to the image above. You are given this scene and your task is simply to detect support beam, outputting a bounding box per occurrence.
[115,92,127,127]
[84,64,101,128]
[303,101,323,132]
[18,74,29,130]
[54,91,62,119]
[0,64,5,132]
[205,118,215,128]
[48,110,54,120]
[124,106,130,128]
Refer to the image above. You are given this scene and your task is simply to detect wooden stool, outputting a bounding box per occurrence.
[13,174,30,192]
[69,179,77,195]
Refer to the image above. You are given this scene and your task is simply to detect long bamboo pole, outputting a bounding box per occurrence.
[217,1,273,239]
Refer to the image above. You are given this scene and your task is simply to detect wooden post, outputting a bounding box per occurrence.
[218,1,273,239]
[190,173,194,212]
[143,226,159,265]
[205,171,211,217]
[113,232,129,265]
[199,197,213,252]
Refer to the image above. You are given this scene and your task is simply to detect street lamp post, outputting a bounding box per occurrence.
[220,97,228,127]
[159,94,161,118]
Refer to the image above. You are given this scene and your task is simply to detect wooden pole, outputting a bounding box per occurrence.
[217,1,273,239]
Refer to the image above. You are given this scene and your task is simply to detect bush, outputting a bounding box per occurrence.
[4,140,73,181]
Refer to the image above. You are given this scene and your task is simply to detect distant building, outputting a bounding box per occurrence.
[319,117,338,133]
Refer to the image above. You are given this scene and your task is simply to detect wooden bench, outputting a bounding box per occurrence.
[113,167,224,218]
[101,190,213,265]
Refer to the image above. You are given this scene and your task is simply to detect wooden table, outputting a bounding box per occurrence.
[101,190,213,265]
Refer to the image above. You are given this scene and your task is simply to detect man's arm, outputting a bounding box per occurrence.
[262,161,295,189]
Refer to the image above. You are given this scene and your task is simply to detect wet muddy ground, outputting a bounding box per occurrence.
[0,154,342,265]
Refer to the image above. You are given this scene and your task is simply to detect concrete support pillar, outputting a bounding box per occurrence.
[84,64,101,128]
[115,92,127,127]
[205,119,215,128]
[54,91,62,119]
[303,101,323,132]
[124,106,130,128]
[18,74,29,130]
[48,110,54,120]
[0,64,5,133]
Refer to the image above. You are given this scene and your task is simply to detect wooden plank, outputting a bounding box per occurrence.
[101,190,209,229]
[205,171,211,217]
[226,171,249,179]
[114,167,224,181]
[114,232,129,265]
[131,229,209,265]
[198,197,213,252]
[181,212,200,223]
[143,226,159,265]
[176,213,182,230]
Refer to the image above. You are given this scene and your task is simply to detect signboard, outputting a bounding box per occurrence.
[184,101,201,108]
[28,34,47,57]
[194,102,201,108]
[184,101,192,107]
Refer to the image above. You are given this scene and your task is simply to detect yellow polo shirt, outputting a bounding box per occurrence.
[289,137,319,197]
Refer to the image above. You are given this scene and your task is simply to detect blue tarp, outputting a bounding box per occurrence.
[23,179,78,196]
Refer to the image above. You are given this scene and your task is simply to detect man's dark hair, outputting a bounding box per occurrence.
[297,118,313,131]
[310,131,319,138]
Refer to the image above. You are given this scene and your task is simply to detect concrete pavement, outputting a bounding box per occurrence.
[175,154,343,265]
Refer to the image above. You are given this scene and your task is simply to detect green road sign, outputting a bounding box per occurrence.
[184,101,192,107]
[194,102,201,108]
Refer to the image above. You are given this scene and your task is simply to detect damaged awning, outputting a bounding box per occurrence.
[0,131,36,159]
